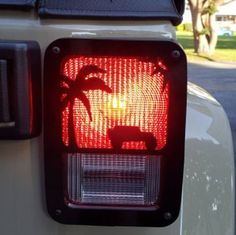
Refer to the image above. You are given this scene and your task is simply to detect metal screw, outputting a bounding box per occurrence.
[171,50,181,59]
[164,212,172,221]
[55,209,62,216]
[52,46,61,54]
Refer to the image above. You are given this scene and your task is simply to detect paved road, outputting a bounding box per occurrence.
[188,61,236,156]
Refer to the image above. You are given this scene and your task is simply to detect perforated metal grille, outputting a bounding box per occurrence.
[61,56,169,150]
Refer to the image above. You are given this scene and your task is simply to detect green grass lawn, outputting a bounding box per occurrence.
[176,31,236,62]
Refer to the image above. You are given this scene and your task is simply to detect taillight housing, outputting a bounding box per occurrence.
[44,39,187,226]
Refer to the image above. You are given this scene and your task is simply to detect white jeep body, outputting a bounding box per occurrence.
[0,11,234,235]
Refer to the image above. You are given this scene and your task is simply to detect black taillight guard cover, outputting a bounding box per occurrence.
[44,39,187,227]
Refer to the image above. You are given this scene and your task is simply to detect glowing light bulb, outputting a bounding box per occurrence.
[112,97,118,109]
[111,96,126,109]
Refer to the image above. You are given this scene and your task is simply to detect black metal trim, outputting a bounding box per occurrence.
[38,0,184,25]
[0,40,41,139]
[44,38,187,227]
[0,0,36,9]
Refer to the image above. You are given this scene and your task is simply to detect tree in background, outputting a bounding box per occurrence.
[188,0,234,55]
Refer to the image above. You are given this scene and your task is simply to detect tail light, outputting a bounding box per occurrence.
[44,39,187,226]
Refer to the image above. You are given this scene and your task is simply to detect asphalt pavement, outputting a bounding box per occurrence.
[188,61,236,156]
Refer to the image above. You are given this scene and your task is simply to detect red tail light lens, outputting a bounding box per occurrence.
[61,56,169,150]
[44,39,187,226]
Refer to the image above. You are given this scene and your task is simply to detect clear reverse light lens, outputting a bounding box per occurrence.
[66,153,160,207]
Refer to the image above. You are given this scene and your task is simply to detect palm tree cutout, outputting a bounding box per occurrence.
[60,65,112,149]
[140,57,168,92]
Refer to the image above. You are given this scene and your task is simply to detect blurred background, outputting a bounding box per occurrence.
[177,0,236,62]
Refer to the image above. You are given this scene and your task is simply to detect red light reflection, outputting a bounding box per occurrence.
[61,56,169,150]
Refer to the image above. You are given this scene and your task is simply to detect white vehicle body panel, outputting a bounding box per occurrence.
[0,11,234,235]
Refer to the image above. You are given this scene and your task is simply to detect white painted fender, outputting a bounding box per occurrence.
[182,82,234,235]
[0,13,234,235]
